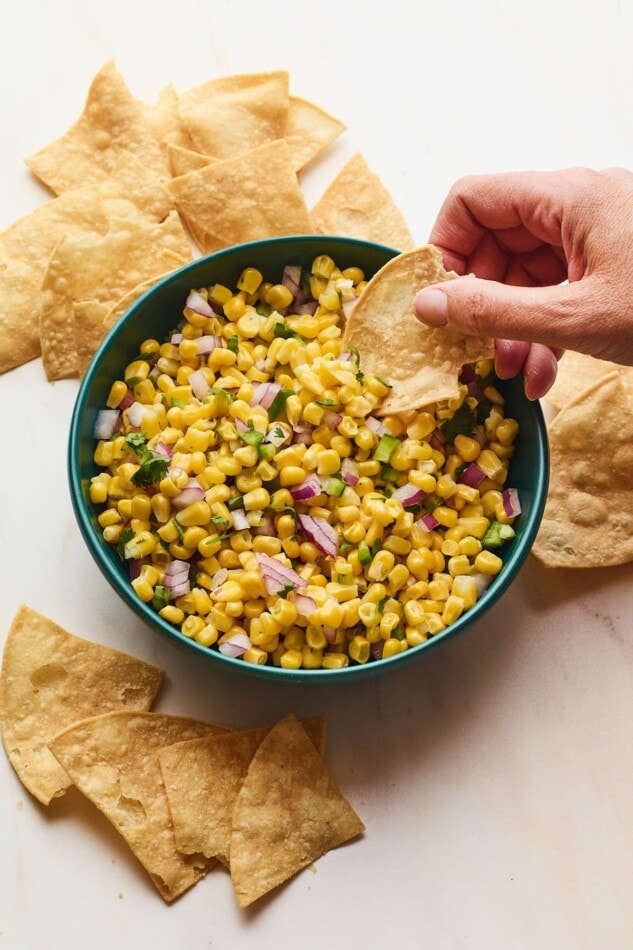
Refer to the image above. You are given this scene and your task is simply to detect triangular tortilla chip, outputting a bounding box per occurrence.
[0,605,164,805]
[166,143,216,178]
[74,300,111,376]
[40,211,192,380]
[159,716,326,866]
[178,71,290,160]
[229,713,364,907]
[102,270,176,331]
[48,711,228,901]
[287,95,346,172]
[167,139,314,254]
[310,152,415,250]
[532,371,633,568]
[343,245,493,413]
[25,60,169,194]
[144,83,192,154]
[545,350,633,412]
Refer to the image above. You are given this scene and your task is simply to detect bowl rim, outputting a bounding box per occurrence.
[68,235,550,686]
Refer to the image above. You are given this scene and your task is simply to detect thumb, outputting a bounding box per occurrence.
[413,275,594,353]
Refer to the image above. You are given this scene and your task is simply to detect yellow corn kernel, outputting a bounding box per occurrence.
[316,449,340,476]
[441,538,461,557]
[432,505,458,528]
[212,580,243,603]
[403,600,427,627]
[322,653,349,669]
[175,501,211,527]
[225,600,244,618]
[476,449,504,480]
[401,580,429,602]
[447,554,472,576]
[428,577,450,601]
[159,605,185,626]
[348,635,370,664]
[124,531,156,559]
[366,550,395,582]
[442,595,465,625]
[387,564,409,592]
[457,516,490,539]
[98,508,121,529]
[458,536,481,557]
[280,648,302,670]
[381,638,403,660]
[271,598,298,627]
[181,615,207,639]
[194,623,218,647]
[474,550,504,574]
[303,401,325,426]
[454,434,481,462]
[378,611,400,638]
[131,576,154,603]
[242,487,270,511]
[236,267,263,294]
[102,525,122,544]
[301,645,324,669]
[191,587,213,615]
[451,574,477,609]
[278,466,307,487]
[235,468,261,491]
[243,647,268,665]
[406,626,428,647]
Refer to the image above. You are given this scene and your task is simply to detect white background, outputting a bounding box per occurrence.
[2,2,633,948]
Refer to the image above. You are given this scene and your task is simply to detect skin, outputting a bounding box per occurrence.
[413,167,633,399]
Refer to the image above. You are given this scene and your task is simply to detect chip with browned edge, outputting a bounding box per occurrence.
[343,245,493,414]
[0,605,164,805]
[229,713,364,907]
[48,711,229,901]
[532,371,633,568]
[159,716,326,866]
[310,152,415,250]
[286,95,346,172]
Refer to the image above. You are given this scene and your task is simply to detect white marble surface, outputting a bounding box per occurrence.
[2,2,633,948]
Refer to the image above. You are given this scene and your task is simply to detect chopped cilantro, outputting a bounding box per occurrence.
[273,322,300,340]
[125,433,168,487]
[117,526,135,559]
[268,388,293,421]
[151,585,171,611]
[441,402,476,444]
[227,334,239,354]
[239,420,264,448]
[171,518,184,542]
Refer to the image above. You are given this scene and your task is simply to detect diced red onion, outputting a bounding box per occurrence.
[218,632,251,657]
[195,335,225,355]
[93,409,121,440]
[429,429,447,448]
[152,441,173,458]
[234,417,249,434]
[128,556,148,580]
[171,332,183,344]
[250,381,282,410]
[297,513,339,559]
[169,580,191,600]
[366,416,389,436]
[419,513,439,531]
[338,351,353,361]
[292,421,314,445]
[391,483,425,507]
[294,300,317,315]
[341,457,359,486]
[124,401,146,428]
[188,368,212,400]
[291,592,318,617]
[473,572,495,597]
[281,264,302,301]
[119,392,134,410]
[323,410,342,432]
[502,488,521,518]
[172,479,205,510]
[264,422,292,448]
[255,552,307,596]
[323,626,338,644]
[186,289,216,318]
[459,462,486,488]
[231,507,250,531]
[291,474,323,501]
[252,511,276,536]
[164,559,190,598]
[459,363,477,384]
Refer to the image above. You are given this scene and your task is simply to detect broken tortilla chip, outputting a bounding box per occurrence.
[229,713,364,907]
[159,716,326,866]
[545,350,633,412]
[74,300,111,376]
[310,152,415,250]
[532,371,633,568]
[25,60,169,195]
[144,83,192,154]
[0,605,164,805]
[167,139,314,254]
[178,70,290,160]
[343,245,493,414]
[48,711,228,901]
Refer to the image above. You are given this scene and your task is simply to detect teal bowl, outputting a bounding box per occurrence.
[68,235,549,685]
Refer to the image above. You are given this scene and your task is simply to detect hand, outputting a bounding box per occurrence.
[413,167,633,399]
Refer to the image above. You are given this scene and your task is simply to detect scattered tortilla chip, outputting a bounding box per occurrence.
[144,84,192,153]
[0,605,164,805]
[546,351,633,412]
[343,245,493,413]
[178,71,290,160]
[167,139,314,254]
[159,716,326,866]
[40,211,192,380]
[0,187,110,374]
[102,271,177,331]
[25,60,168,194]
[286,95,346,172]
[74,300,111,376]
[310,152,415,250]
[229,713,364,907]
[48,711,227,901]
[98,153,175,224]
[166,143,216,178]
[532,371,633,568]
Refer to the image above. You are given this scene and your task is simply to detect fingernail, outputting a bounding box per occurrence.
[414,289,448,326]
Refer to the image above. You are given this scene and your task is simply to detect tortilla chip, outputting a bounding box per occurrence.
[167,139,314,254]
[74,300,111,376]
[229,713,364,907]
[0,605,164,805]
[159,716,326,866]
[343,245,493,413]
[178,71,290,160]
[25,60,168,194]
[286,95,346,172]
[98,153,175,223]
[40,211,192,380]
[310,152,415,250]
[48,711,227,901]
[102,271,176,331]
[0,187,110,374]
[532,371,633,568]
[545,351,633,412]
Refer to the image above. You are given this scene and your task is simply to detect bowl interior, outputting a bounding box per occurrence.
[69,235,549,685]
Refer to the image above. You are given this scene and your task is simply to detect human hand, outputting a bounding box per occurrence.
[413,167,633,399]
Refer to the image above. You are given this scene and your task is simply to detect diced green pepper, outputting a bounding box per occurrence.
[481,520,515,549]
[373,433,400,463]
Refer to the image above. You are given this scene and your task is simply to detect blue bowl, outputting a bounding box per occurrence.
[68,235,549,685]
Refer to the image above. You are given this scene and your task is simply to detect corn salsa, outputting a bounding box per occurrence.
[90,255,521,670]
